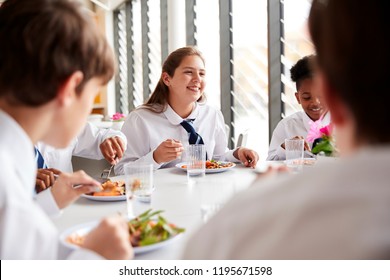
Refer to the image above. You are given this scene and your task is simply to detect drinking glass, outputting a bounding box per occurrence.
[285,139,304,173]
[124,163,153,218]
[186,144,206,184]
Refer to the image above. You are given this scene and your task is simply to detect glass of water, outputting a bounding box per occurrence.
[284,139,304,173]
[124,163,153,218]
[186,144,206,184]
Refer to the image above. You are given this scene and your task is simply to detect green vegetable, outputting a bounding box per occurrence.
[128,209,185,247]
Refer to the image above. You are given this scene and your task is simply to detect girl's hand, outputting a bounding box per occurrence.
[153,139,184,164]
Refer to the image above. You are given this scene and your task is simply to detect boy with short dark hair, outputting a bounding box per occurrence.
[267,55,329,160]
[0,0,132,259]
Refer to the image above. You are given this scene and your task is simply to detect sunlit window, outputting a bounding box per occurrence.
[113,0,314,158]
[282,0,314,116]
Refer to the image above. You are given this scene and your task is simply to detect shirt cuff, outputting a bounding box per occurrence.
[35,188,62,218]
[224,148,241,163]
[103,133,127,146]
[144,151,163,170]
[100,134,128,158]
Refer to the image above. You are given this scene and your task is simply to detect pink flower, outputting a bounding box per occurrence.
[319,124,332,137]
[111,112,126,122]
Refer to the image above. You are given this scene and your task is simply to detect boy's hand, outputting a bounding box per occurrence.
[100,137,126,164]
[83,215,134,260]
[50,170,102,209]
[281,136,311,151]
[234,147,259,168]
[35,168,61,193]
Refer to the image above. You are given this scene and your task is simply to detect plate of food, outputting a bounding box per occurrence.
[81,179,126,201]
[301,157,317,166]
[175,160,236,173]
[61,209,185,255]
[284,158,317,166]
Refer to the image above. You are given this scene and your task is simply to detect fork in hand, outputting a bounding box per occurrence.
[107,164,114,178]
[100,156,118,181]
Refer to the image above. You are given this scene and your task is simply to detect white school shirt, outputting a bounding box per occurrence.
[0,110,102,259]
[183,146,390,259]
[115,103,238,173]
[267,111,331,160]
[36,122,127,172]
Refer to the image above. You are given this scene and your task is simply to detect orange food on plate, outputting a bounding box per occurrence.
[182,160,234,169]
[92,180,125,196]
[303,159,316,166]
[93,192,120,197]
[205,160,234,169]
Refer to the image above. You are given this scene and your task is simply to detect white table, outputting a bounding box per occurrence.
[54,164,258,259]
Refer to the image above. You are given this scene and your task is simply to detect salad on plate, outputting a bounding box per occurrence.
[65,210,185,251]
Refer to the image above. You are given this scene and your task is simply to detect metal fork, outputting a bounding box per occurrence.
[107,164,114,178]
[101,164,114,180]
[100,156,118,181]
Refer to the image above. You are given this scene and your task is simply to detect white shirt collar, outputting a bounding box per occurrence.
[163,102,200,125]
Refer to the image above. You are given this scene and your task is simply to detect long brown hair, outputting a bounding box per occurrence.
[309,0,390,144]
[142,46,207,113]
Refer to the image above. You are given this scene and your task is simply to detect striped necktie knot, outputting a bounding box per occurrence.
[180,119,204,145]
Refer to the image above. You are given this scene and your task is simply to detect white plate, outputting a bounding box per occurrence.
[284,158,317,166]
[81,193,126,202]
[60,221,182,255]
[254,158,316,174]
[175,161,236,173]
[301,158,317,165]
[81,177,127,201]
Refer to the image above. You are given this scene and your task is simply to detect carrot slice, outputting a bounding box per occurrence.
[93,192,121,196]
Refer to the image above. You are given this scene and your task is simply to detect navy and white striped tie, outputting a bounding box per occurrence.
[34,147,47,169]
[180,119,204,145]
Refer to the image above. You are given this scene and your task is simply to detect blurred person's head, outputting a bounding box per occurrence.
[290,55,326,121]
[0,0,115,148]
[309,0,389,152]
[145,46,207,113]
